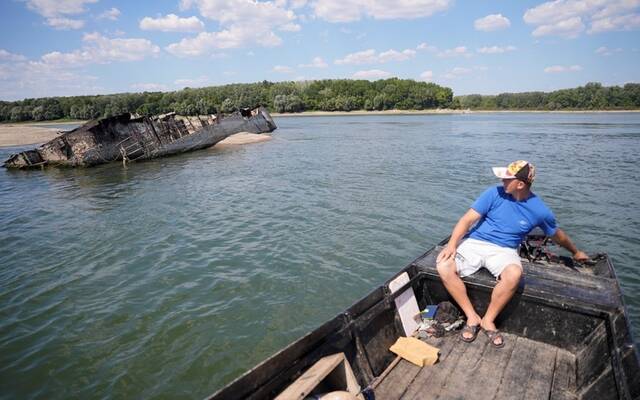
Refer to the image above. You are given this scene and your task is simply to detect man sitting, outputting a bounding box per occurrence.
[436,160,589,347]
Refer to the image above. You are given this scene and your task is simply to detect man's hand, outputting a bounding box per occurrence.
[437,244,457,263]
[573,250,589,262]
[552,229,589,262]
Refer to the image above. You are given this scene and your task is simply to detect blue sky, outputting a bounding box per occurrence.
[0,0,639,101]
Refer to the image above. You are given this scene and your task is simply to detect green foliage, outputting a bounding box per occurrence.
[1,81,638,123]
[456,82,640,110]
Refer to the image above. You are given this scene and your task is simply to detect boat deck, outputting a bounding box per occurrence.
[375,332,577,400]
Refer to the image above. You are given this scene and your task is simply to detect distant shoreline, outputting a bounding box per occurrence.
[272,109,640,117]
[1,109,639,147]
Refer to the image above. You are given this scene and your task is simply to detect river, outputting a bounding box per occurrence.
[1,112,639,399]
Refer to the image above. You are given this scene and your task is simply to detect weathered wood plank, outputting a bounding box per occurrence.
[373,359,420,400]
[551,349,577,400]
[401,336,467,399]
[373,337,446,400]
[494,336,557,400]
[436,332,518,400]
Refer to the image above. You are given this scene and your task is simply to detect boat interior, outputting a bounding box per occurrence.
[209,235,640,400]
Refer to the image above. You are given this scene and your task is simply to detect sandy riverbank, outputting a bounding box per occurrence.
[0,122,272,148]
[0,124,62,147]
[215,132,272,148]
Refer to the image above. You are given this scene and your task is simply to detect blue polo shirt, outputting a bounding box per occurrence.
[467,186,557,248]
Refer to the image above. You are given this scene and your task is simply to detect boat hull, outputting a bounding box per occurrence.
[3,107,277,168]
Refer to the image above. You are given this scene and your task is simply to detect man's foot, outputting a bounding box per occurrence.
[459,323,480,343]
[481,320,504,347]
[483,329,505,348]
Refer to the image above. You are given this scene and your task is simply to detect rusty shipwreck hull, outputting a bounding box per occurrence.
[3,107,276,169]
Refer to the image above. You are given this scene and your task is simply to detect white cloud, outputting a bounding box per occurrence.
[298,57,328,68]
[140,14,205,32]
[131,83,169,91]
[46,17,85,29]
[0,49,27,62]
[378,49,416,62]
[167,28,282,56]
[595,46,623,55]
[419,70,433,81]
[40,33,160,67]
[437,46,470,58]
[544,65,583,73]
[98,7,121,20]
[476,45,517,54]
[171,0,300,53]
[531,16,585,38]
[290,0,307,8]
[442,66,473,79]
[589,13,640,33]
[0,59,102,100]
[280,23,302,31]
[335,49,376,64]
[335,48,416,65]
[474,14,511,31]
[25,0,98,29]
[312,0,453,22]
[174,76,210,87]
[417,42,437,52]
[352,69,392,80]
[273,65,294,73]
[524,0,640,37]
[26,0,98,17]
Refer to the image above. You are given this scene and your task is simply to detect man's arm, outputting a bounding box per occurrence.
[551,228,589,261]
[436,208,482,263]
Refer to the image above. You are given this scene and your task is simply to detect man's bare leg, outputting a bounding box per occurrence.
[481,264,523,345]
[436,259,482,339]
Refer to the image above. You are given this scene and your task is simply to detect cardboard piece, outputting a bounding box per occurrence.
[389,337,440,367]
[388,272,420,336]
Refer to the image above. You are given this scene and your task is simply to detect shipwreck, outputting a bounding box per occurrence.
[3,107,277,169]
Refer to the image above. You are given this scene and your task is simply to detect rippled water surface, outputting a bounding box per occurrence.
[1,113,639,399]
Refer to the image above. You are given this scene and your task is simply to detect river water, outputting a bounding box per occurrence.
[1,113,639,399]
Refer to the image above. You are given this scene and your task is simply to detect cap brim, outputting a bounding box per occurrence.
[492,167,516,179]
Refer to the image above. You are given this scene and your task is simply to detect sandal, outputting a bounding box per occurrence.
[459,324,480,343]
[484,329,505,348]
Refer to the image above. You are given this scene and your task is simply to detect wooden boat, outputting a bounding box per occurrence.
[3,107,276,168]
[209,232,640,399]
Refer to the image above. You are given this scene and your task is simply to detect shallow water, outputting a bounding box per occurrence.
[1,112,639,399]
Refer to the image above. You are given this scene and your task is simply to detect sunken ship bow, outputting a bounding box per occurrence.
[3,107,277,169]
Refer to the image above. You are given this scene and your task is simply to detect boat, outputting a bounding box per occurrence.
[209,231,640,399]
[3,107,277,169]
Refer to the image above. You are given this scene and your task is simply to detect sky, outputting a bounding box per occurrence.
[0,0,639,101]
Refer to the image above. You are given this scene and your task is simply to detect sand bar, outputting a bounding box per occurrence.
[0,124,62,147]
[215,132,272,148]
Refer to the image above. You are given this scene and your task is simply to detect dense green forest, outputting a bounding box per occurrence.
[0,79,452,122]
[0,80,638,123]
[457,82,640,110]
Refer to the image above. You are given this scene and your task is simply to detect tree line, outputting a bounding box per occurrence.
[0,80,638,123]
[0,79,453,122]
[456,82,640,110]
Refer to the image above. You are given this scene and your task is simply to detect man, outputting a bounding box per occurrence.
[436,160,589,347]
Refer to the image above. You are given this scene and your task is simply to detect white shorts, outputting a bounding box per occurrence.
[455,238,522,278]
